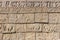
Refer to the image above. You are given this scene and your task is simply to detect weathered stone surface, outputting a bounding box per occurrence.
[9,7,19,13]
[0,34,2,40]
[16,33,25,40]
[23,14,34,23]
[16,14,34,23]
[2,24,16,33]
[0,0,60,40]
[8,14,17,23]
[0,24,2,33]
[10,34,17,40]
[49,13,60,23]
[16,14,23,23]
[25,33,35,40]
[18,7,35,13]
[48,8,60,12]
[0,14,8,23]
[3,34,11,40]
[26,24,42,32]
[26,0,55,1]
[0,7,9,13]
[42,24,60,32]
[41,7,48,12]
[16,24,26,32]
[36,33,59,40]
[35,7,42,12]
[35,13,48,23]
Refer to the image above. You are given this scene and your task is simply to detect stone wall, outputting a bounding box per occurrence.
[0,0,60,40]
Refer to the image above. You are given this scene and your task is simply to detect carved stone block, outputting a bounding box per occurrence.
[16,24,26,32]
[16,33,25,40]
[35,13,48,23]
[8,14,17,23]
[36,33,59,40]
[0,14,8,23]
[49,13,60,23]
[26,24,42,32]
[3,34,11,40]
[25,33,35,40]
[2,24,16,33]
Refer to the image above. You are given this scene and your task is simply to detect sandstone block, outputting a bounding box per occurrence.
[26,24,42,32]
[16,14,34,23]
[18,7,35,13]
[0,14,8,23]
[41,7,48,12]
[23,14,34,23]
[25,33,35,40]
[0,24,2,33]
[9,7,19,13]
[2,24,16,33]
[8,14,17,23]
[10,34,17,40]
[3,34,11,40]
[0,7,9,13]
[16,14,23,23]
[42,24,60,32]
[35,7,42,12]
[16,24,26,32]
[35,13,48,23]
[49,13,60,23]
[16,33,25,40]
[36,33,59,40]
[0,34,2,40]
[48,8,60,12]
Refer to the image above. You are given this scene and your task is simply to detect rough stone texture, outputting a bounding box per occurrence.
[0,7,9,13]
[16,14,23,23]
[0,14,8,23]
[42,24,60,32]
[2,24,16,33]
[36,33,59,40]
[25,33,35,40]
[0,34,2,40]
[0,24,2,33]
[0,0,60,40]
[3,34,11,40]
[23,14,34,23]
[49,13,60,23]
[16,33,25,40]
[16,24,26,32]
[35,7,42,12]
[16,14,34,23]
[35,13,48,23]
[8,14,17,23]
[18,7,35,13]
[26,24,42,32]
[10,34,17,40]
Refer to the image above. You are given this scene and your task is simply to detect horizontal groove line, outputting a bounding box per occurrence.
[0,12,60,14]
[0,23,60,24]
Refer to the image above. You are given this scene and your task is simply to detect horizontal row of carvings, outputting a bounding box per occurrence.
[0,1,60,8]
[0,24,60,33]
[0,7,60,13]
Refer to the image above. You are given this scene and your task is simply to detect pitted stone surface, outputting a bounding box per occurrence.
[26,24,42,32]
[0,14,8,23]
[3,34,11,40]
[0,0,60,40]
[25,33,35,40]
[16,24,26,32]
[36,33,59,40]
[2,24,16,33]
[35,13,48,23]
[49,13,60,23]
[42,24,60,32]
